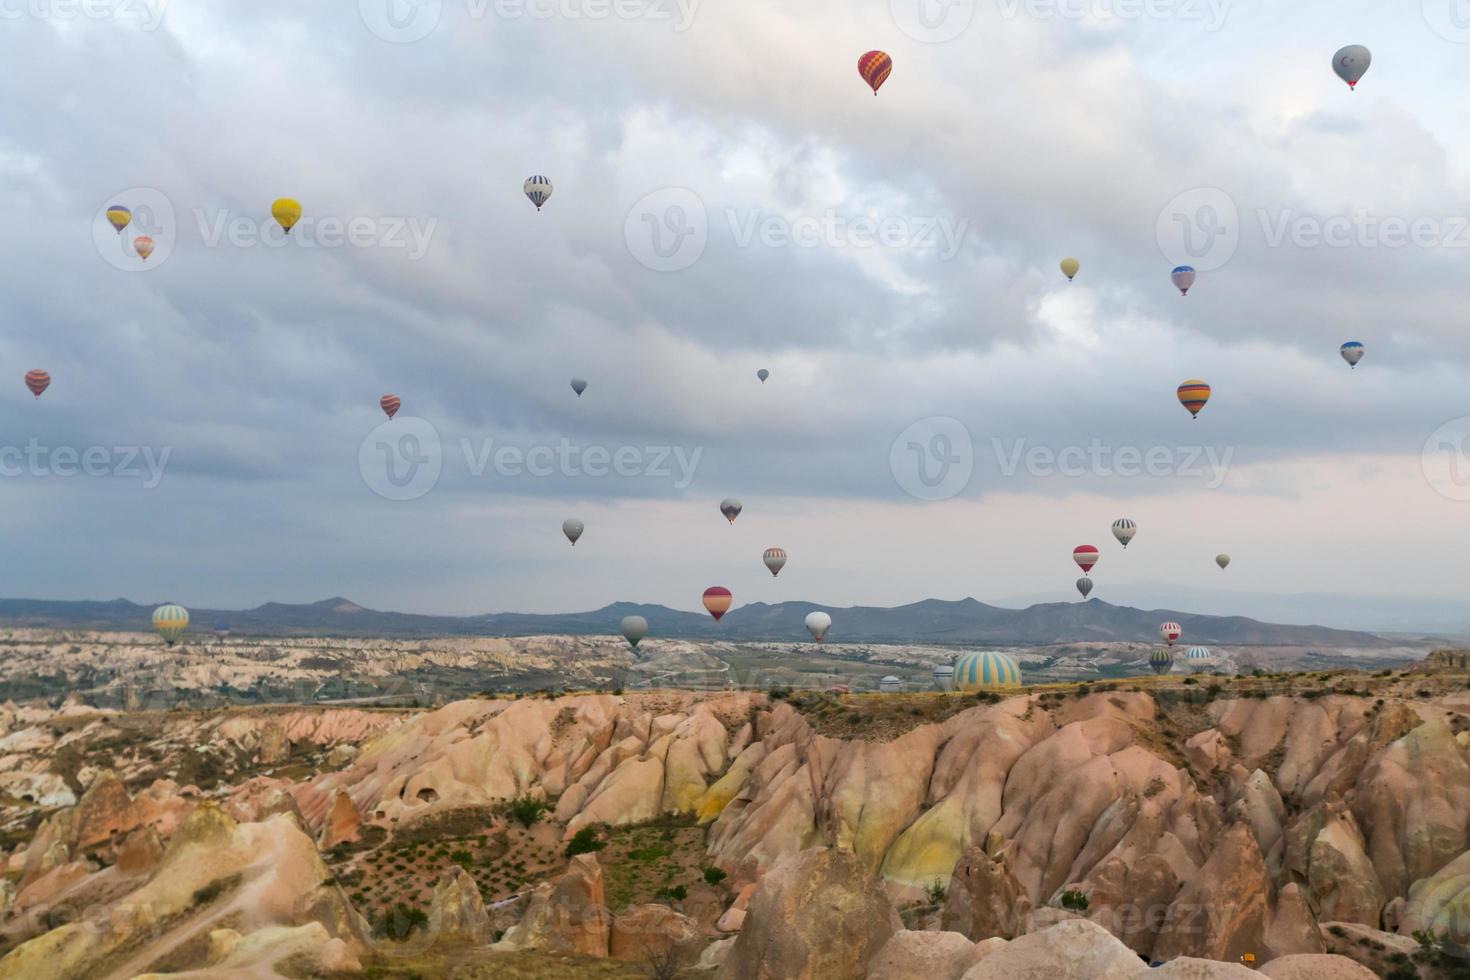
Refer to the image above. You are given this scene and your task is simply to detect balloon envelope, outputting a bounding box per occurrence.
[1111,519,1136,547]
[953,651,1022,691]
[271,198,302,233]
[1076,576,1093,598]
[1177,380,1211,418]
[620,615,647,649]
[1060,257,1079,281]
[1216,554,1231,569]
[524,175,553,210]
[858,50,893,94]
[1171,265,1196,295]
[1159,621,1182,645]
[24,370,50,399]
[805,611,832,641]
[1340,342,1364,367]
[703,587,732,621]
[133,236,155,261]
[1073,545,1099,573]
[757,369,769,383]
[106,205,131,234]
[152,604,189,646]
[763,547,787,577]
[380,394,401,419]
[570,378,587,396]
[720,498,742,524]
[1333,44,1371,89]
[1149,648,1175,675]
[562,519,584,546]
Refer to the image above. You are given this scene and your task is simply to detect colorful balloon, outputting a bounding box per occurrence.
[720,498,742,524]
[1171,265,1196,296]
[152,604,189,646]
[757,369,769,383]
[1060,257,1079,281]
[106,205,132,234]
[1111,518,1136,548]
[1073,545,1099,574]
[858,50,893,95]
[1340,341,1364,368]
[763,547,787,577]
[1076,576,1093,599]
[1148,647,1175,676]
[570,378,588,397]
[703,586,732,621]
[562,519,584,546]
[805,610,832,642]
[524,175,553,211]
[380,394,401,419]
[24,370,50,399]
[1177,380,1211,418]
[1159,621,1182,646]
[133,236,155,261]
[271,198,302,233]
[953,651,1022,691]
[1185,646,1212,673]
[1216,554,1231,570]
[1333,45,1371,90]
[620,615,647,649]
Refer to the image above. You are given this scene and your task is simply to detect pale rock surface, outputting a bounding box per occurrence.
[957,918,1143,980]
[493,853,610,956]
[428,865,492,944]
[1153,822,1270,962]
[866,929,993,980]
[1258,953,1379,980]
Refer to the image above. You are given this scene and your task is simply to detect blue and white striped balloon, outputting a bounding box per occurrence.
[1340,341,1364,368]
[523,175,553,211]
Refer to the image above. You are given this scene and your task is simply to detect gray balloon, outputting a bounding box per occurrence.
[570,378,588,396]
[720,498,742,523]
[1333,45,1371,88]
[1076,576,1093,599]
[620,615,647,649]
[757,369,769,383]
[562,519,584,545]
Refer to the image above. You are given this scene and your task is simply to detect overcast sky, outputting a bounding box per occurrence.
[2,1,1469,619]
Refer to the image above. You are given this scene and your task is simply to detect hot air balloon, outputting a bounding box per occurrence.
[1159,621,1182,646]
[757,369,769,383]
[720,498,742,524]
[214,622,231,639]
[1333,45,1371,90]
[1171,265,1196,296]
[380,394,401,419]
[562,519,584,546]
[24,370,50,399]
[1177,380,1211,418]
[570,378,587,397]
[933,663,955,692]
[1076,576,1094,599]
[106,205,132,234]
[763,547,787,577]
[1185,646,1212,673]
[1060,257,1079,281]
[620,615,647,649]
[858,50,893,95]
[879,675,901,694]
[953,651,1022,692]
[1073,545,1099,574]
[1148,647,1175,676]
[1216,554,1231,570]
[271,198,302,234]
[524,176,553,211]
[152,604,189,646]
[1340,342,1364,368]
[1111,519,1137,548]
[133,236,155,261]
[703,587,732,621]
[805,610,832,642]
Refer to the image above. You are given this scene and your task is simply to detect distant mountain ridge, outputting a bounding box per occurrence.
[0,595,1390,647]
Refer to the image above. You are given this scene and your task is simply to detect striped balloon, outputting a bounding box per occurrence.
[133,235,155,261]
[152,604,190,646]
[1148,647,1175,675]
[524,176,553,211]
[1340,342,1364,368]
[953,651,1023,692]
[380,394,401,419]
[1073,545,1099,573]
[1177,380,1211,418]
[24,370,49,399]
[763,547,787,577]
[1159,621,1182,645]
[1171,265,1196,295]
[858,50,893,95]
[1111,518,1137,548]
[1076,576,1093,599]
[703,587,732,621]
[106,205,131,234]
[1185,646,1212,673]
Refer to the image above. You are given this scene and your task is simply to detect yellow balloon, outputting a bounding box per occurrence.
[271,197,302,233]
[1060,257,1080,281]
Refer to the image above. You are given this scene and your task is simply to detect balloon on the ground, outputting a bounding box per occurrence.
[879,675,901,694]
[271,198,302,233]
[805,610,832,641]
[953,651,1022,692]
[24,370,50,399]
[1177,380,1211,418]
[720,498,742,524]
[1333,45,1371,90]
[1073,545,1099,573]
[1171,265,1196,295]
[1111,519,1136,548]
[562,519,584,546]
[620,615,647,649]
[1149,647,1175,675]
[1216,554,1231,569]
[1076,576,1093,598]
[757,369,769,383]
[1060,257,1079,281]
[763,547,787,577]
[703,587,732,621]
[133,236,155,261]
[1185,646,1212,672]
[152,604,189,646]
[858,50,893,95]
[524,175,553,211]
[1159,621,1182,645]
[571,378,587,397]
[380,394,401,419]
[1340,342,1364,368]
[106,205,131,234]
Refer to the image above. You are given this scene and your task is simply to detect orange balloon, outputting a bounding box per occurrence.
[858,50,892,95]
[702,586,732,621]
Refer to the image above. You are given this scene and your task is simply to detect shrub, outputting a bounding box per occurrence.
[654,884,688,902]
[924,879,947,905]
[1328,924,1348,938]
[703,866,728,886]
[1060,889,1090,912]
[565,826,606,858]
[506,796,548,828]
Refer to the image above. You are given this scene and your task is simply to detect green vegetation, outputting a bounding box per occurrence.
[506,796,548,828]
[1060,889,1090,912]
[702,866,727,886]
[564,826,606,858]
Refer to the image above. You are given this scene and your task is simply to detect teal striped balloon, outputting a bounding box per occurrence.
[152,604,189,646]
[1148,647,1175,676]
[953,651,1023,692]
